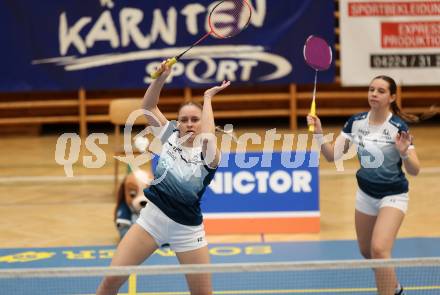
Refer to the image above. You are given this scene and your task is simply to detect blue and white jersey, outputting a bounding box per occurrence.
[341,112,414,198]
[144,121,217,226]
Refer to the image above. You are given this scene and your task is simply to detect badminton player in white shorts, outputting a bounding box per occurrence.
[307,75,422,295]
[96,62,230,295]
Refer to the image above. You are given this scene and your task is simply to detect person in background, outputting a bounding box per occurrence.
[307,75,425,295]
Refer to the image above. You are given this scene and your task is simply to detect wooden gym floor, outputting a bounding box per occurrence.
[0,123,439,248]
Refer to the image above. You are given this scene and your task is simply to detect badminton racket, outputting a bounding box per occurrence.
[303,35,332,132]
[151,0,252,79]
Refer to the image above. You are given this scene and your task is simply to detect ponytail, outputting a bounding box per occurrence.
[390,101,423,123]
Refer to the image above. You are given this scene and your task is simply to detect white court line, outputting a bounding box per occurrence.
[0,167,439,184]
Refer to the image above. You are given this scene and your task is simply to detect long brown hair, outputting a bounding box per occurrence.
[373,75,437,123]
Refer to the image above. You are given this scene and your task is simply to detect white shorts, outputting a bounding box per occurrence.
[136,201,207,253]
[355,188,409,216]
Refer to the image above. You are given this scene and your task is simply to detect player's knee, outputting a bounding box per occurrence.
[359,248,371,259]
[358,244,371,259]
[370,243,391,259]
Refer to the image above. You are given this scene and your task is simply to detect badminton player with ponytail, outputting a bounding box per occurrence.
[96,61,230,295]
[307,75,426,295]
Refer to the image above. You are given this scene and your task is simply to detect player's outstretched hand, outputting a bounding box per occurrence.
[204,80,231,99]
[395,131,413,156]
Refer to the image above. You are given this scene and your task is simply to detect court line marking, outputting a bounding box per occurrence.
[79,284,440,294]
[0,167,439,184]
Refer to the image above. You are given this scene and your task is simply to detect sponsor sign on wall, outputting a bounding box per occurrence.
[0,0,335,91]
[340,0,440,85]
[202,152,320,234]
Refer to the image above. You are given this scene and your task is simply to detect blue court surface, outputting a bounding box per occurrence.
[1,238,440,294]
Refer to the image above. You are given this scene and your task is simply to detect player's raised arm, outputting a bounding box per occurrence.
[142,61,170,127]
[200,80,231,168]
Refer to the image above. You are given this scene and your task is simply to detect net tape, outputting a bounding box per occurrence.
[1,257,439,279]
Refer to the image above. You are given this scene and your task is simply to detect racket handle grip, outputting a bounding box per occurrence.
[150,58,177,79]
[308,100,316,133]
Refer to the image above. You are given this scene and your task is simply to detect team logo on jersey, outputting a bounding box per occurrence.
[382,129,392,141]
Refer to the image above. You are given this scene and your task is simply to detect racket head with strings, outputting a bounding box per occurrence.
[209,0,252,39]
[303,35,333,71]
[303,35,332,132]
[150,0,252,79]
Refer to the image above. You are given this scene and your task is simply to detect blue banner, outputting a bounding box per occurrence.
[202,151,319,214]
[0,0,335,91]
